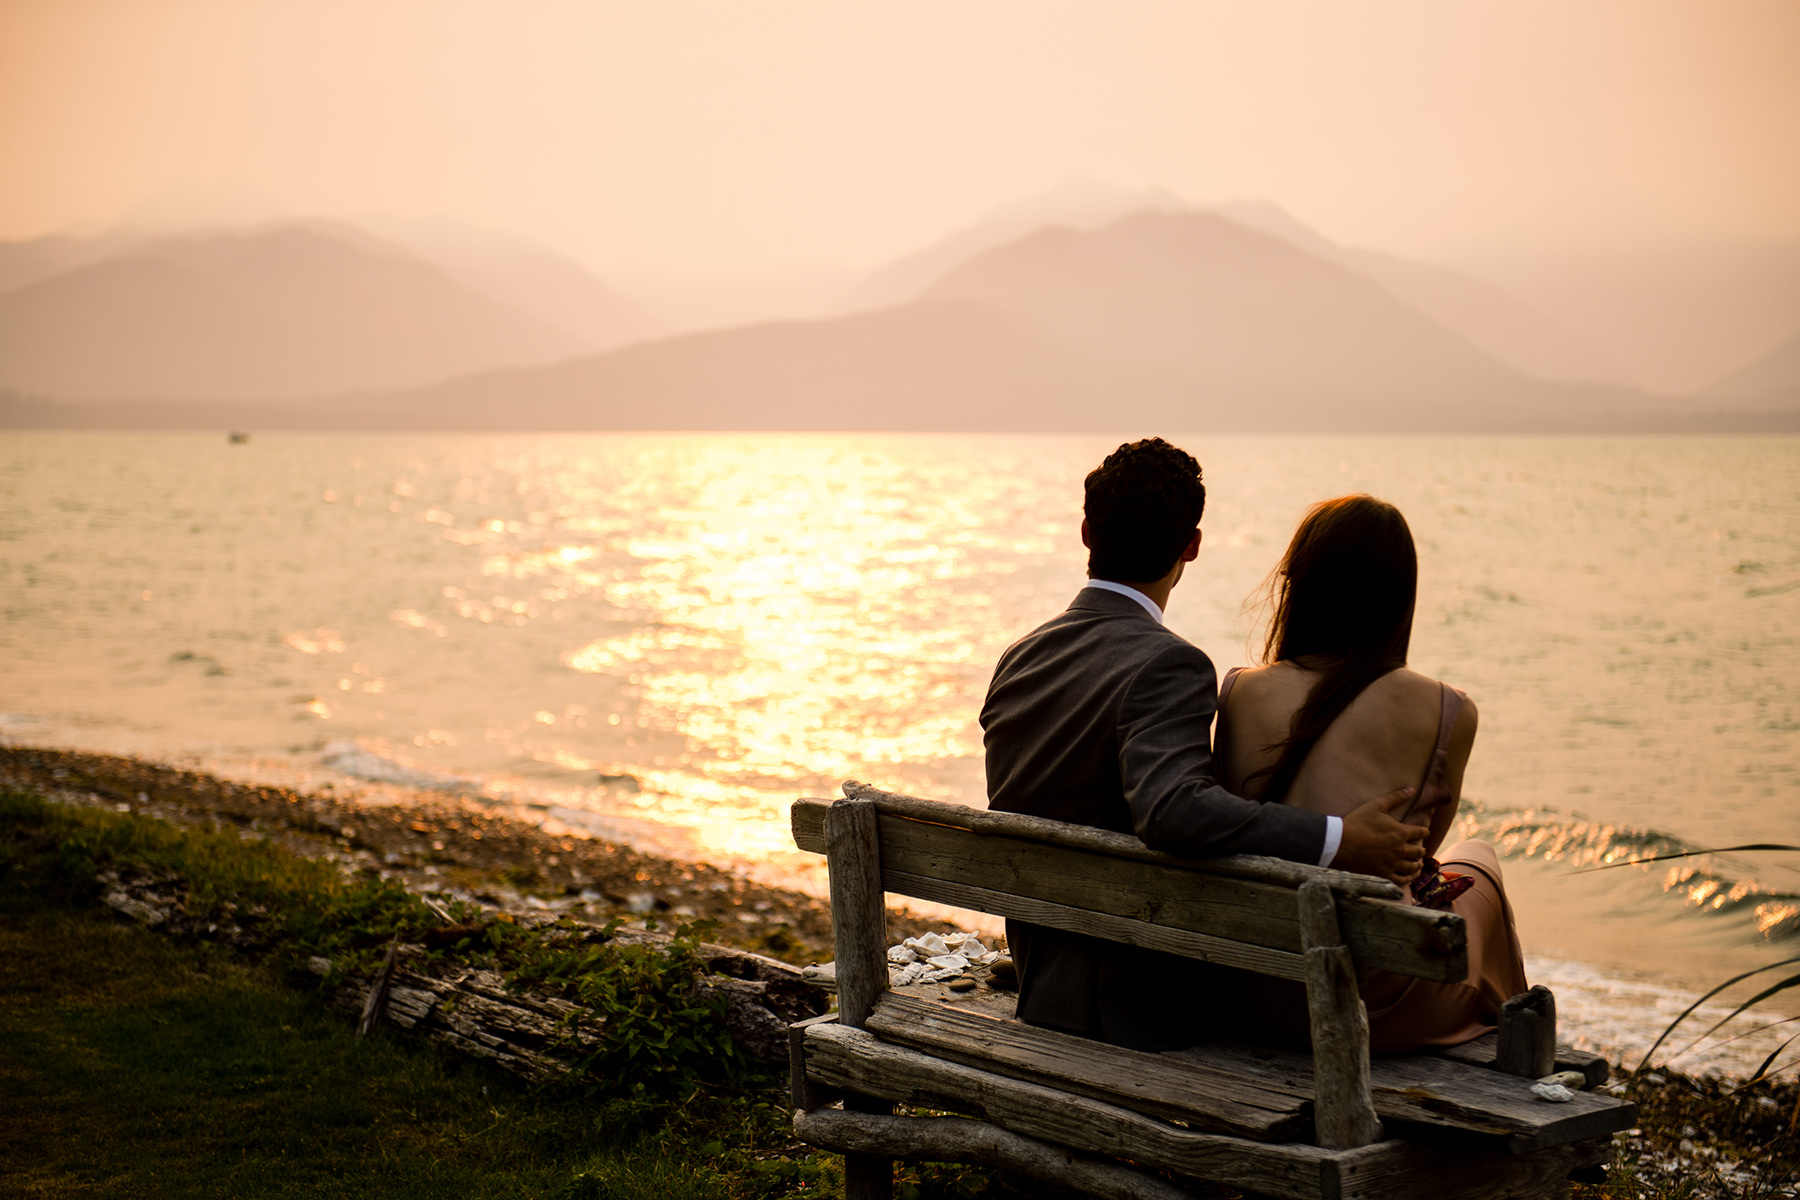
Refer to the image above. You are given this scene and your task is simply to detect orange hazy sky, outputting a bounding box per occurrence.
[3,0,1796,277]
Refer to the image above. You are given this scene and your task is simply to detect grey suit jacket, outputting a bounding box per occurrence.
[980,586,1328,1048]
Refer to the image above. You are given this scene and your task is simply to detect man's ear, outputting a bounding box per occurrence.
[1080,518,1092,549]
[1180,528,1202,562]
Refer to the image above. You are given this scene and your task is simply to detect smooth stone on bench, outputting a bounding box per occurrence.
[948,977,979,993]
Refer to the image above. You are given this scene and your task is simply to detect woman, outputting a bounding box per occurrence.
[1216,494,1528,1054]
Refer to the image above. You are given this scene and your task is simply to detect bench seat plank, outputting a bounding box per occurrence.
[793,796,1468,982]
[866,993,1312,1140]
[1162,1042,1638,1153]
[804,1021,1339,1200]
[1438,1030,1611,1088]
[865,994,1633,1152]
[803,1023,1617,1200]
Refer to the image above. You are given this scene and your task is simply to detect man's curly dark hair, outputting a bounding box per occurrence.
[1083,438,1206,582]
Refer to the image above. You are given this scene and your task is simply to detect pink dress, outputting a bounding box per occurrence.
[1218,669,1529,1054]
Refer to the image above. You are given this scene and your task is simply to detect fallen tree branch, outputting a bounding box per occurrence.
[96,864,829,1077]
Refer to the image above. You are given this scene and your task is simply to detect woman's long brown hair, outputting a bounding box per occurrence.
[1246,495,1418,801]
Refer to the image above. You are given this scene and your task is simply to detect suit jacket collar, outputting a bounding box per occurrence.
[1071,583,1164,624]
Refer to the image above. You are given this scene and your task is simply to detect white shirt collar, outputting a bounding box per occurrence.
[1084,578,1164,624]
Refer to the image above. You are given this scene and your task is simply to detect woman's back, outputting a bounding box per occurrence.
[1217,661,1477,854]
[1217,659,1522,1054]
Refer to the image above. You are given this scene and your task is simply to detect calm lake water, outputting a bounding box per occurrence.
[3,430,1796,1076]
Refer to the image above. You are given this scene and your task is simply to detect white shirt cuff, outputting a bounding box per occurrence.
[1319,815,1344,869]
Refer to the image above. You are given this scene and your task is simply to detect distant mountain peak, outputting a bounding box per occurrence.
[1194,199,1335,254]
[979,176,1188,227]
[839,178,1193,313]
[1707,327,1800,398]
[0,220,592,400]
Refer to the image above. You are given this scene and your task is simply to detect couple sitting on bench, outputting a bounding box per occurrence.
[981,437,1526,1055]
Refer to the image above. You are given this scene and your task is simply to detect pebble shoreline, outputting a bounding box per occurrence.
[0,743,840,966]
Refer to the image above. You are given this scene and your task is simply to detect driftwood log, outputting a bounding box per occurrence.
[96,864,829,1080]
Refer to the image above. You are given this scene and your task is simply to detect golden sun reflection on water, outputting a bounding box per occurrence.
[544,435,1066,861]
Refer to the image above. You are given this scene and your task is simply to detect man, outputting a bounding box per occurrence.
[981,438,1430,1049]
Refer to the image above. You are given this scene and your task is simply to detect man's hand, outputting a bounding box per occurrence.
[1333,786,1432,884]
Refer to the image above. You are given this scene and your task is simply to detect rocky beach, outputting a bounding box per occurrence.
[0,744,840,967]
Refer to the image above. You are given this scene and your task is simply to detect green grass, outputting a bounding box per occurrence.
[0,791,828,1200]
[6,881,585,1196]
[0,787,1066,1199]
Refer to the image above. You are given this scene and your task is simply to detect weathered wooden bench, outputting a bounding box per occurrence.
[789,782,1637,1200]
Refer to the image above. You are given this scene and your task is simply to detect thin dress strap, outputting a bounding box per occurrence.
[1218,665,1246,706]
[1413,683,1468,799]
[1409,683,1473,909]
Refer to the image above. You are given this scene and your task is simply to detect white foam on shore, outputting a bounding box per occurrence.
[1531,954,1795,1082]
[316,739,479,793]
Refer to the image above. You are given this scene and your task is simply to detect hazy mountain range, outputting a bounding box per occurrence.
[0,221,661,400]
[841,189,1622,387]
[2,195,1794,433]
[1708,329,1800,401]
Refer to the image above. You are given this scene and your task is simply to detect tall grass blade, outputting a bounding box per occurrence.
[1675,969,1800,1050]
[1574,843,1800,873]
[1633,957,1800,1076]
[1743,1031,1800,1091]
[1696,1011,1800,1058]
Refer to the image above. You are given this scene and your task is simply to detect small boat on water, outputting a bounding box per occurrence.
[227,431,250,444]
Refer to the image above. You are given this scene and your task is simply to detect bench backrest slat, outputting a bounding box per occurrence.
[793,794,1468,984]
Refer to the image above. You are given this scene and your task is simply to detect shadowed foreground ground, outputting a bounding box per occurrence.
[3,741,1795,1197]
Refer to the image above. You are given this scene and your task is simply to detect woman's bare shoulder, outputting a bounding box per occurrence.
[1362,666,1459,702]
[1389,664,1440,687]
[1222,661,1309,698]
[1324,667,1446,731]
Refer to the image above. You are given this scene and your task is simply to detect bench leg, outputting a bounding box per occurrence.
[844,1151,891,1200]
[825,797,896,1198]
[1298,881,1382,1150]
[843,1094,893,1200]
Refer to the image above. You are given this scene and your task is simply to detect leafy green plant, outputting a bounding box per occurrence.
[514,916,762,1100]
